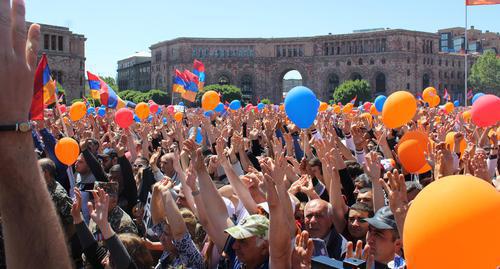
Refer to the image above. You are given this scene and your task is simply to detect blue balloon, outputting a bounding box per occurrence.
[189,127,203,144]
[214,103,225,113]
[162,117,167,124]
[133,114,140,123]
[204,110,214,117]
[284,86,319,129]
[179,102,184,106]
[147,115,153,123]
[156,107,162,115]
[454,100,460,107]
[374,95,387,112]
[229,100,241,110]
[87,107,96,115]
[98,107,106,117]
[257,103,265,111]
[472,93,484,104]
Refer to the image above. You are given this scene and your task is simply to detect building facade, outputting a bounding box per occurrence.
[150,28,492,104]
[438,26,500,54]
[117,52,152,92]
[27,22,86,102]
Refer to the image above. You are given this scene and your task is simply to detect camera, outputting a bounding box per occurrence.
[311,256,366,269]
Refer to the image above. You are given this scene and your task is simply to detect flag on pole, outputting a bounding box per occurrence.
[31,54,53,120]
[173,69,187,94]
[443,88,450,101]
[193,59,205,91]
[467,88,473,100]
[87,71,122,108]
[349,95,357,105]
[466,0,500,5]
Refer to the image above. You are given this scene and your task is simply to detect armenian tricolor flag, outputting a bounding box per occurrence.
[193,59,205,90]
[87,71,127,109]
[443,88,450,101]
[349,95,357,105]
[30,54,55,120]
[466,0,500,5]
[173,69,187,94]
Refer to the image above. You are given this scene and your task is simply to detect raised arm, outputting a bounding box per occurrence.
[217,137,259,214]
[185,139,231,250]
[0,6,71,267]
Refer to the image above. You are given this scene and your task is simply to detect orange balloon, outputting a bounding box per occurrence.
[399,131,429,153]
[279,104,284,111]
[445,132,466,155]
[428,95,440,108]
[404,175,500,269]
[416,163,432,174]
[342,103,353,114]
[422,87,437,103]
[462,110,471,121]
[382,91,417,129]
[397,139,427,173]
[333,105,341,114]
[69,101,87,121]
[174,112,183,122]
[135,102,149,120]
[444,102,454,113]
[55,137,80,165]
[369,104,379,115]
[319,102,328,112]
[202,90,220,111]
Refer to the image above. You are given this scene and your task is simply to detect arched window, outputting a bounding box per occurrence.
[218,75,230,85]
[375,73,386,93]
[351,73,362,81]
[423,74,430,88]
[328,74,340,96]
[369,58,375,65]
[347,59,352,66]
[381,58,386,64]
[358,58,363,65]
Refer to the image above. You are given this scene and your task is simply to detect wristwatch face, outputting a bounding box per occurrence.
[18,122,31,132]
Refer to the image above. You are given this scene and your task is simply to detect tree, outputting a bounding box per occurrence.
[261,98,272,105]
[469,50,500,94]
[333,80,371,104]
[102,76,118,91]
[195,84,242,105]
[117,89,170,105]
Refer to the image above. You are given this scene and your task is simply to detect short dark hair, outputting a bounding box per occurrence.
[308,157,322,168]
[344,161,364,180]
[354,174,372,189]
[358,187,372,194]
[350,202,374,217]
[39,158,57,179]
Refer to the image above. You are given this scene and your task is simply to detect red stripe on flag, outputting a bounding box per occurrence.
[30,54,48,120]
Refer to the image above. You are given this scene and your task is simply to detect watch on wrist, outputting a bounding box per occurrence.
[0,122,32,133]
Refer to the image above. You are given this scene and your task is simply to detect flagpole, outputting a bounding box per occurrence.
[464,2,468,106]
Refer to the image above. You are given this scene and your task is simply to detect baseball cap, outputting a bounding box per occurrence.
[364,206,397,230]
[225,214,269,240]
[98,148,118,159]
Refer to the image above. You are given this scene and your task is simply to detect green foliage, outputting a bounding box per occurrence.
[261,98,272,105]
[469,50,500,94]
[117,89,170,105]
[196,84,242,105]
[56,82,66,95]
[333,80,371,104]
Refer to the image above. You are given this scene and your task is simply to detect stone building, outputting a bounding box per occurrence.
[117,52,151,92]
[150,28,490,104]
[27,22,86,102]
[438,26,500,54]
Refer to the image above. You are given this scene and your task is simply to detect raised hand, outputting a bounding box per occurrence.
[215,137,230,166]
[345,240,374,269]
[379,170,408,240]
[363,151,381,181]
[292,231,315,269]
[149,147,161,169]
[71,188,83,224]
[88,188,112,237]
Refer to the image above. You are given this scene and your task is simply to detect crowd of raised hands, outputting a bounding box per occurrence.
[0,1,498,269]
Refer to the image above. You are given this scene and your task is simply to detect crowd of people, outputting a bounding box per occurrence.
[0,1,499,269]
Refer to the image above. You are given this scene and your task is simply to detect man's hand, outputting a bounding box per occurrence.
[292,231,314,269]
[0,5,40,124]
[379,170,409,215]
[363,151,381,181]
[149,148,161,169]
[88,188,112,236]
[345,240,374,269]
[71,188,83,224]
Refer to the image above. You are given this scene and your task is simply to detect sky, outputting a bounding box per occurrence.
[25,0,500,79]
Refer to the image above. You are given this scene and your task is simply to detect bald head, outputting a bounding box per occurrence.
[304,199,334,239]
[160,153,175,177]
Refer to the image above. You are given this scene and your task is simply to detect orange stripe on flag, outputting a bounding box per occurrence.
[466,0,500,5]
